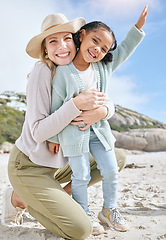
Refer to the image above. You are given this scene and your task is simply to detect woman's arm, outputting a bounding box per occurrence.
[26,63,106,144]
[70,97,115,131]
[48,99,113,155]
[26,63,81,144]
[102,96,115,120]
[73,88,106,110]
[70,107,107,131]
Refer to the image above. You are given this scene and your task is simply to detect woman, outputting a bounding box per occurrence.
[2,13,126,239]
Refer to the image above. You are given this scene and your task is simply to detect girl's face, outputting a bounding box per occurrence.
[79,27,114,63]
[45,32,76,65]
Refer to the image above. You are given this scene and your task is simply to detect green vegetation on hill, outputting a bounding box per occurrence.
[0,92,165,145]
[108,105,166,132]
[109,122,158,132]
[0,105,25,144]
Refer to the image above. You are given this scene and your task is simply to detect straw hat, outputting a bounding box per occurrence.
[26,13,86,59]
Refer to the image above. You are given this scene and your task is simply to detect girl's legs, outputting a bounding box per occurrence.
[8,145,92,239]
[68,153,105,235]
[68,153,91,213]
[89,131,119,209]
[89,131,129,232]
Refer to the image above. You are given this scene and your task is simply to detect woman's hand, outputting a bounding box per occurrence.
[70,106,108,130]
[48,142,60,155]
[72,89,106,111]
[136,5,148,30]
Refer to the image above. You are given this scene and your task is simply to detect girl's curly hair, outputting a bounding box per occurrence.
[73,21,117,64]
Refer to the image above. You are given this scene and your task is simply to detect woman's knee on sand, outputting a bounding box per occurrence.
[28,203,92,240]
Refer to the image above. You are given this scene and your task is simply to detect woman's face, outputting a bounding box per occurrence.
[45,32,76,65]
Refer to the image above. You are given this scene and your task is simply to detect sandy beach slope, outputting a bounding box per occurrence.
[0,151,166,240]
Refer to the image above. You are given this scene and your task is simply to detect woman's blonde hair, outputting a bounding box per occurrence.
[27,39,56,80]
[40,39,57,79]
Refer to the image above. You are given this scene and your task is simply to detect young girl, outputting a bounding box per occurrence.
[3,13,126,238]
[48,6,148,232]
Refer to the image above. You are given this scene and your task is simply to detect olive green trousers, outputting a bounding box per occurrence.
[8,145,126,239]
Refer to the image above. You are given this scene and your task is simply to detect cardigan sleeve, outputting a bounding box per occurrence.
[26,62,81,144]
[47,65,79,143]
[102,96,115,120]
[111,24,145,72]
[47,69,66,144]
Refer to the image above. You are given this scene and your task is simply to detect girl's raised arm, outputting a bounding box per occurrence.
[110,5,148,72]
[136,5,148,30]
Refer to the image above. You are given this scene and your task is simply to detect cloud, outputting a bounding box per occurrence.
[107,74,149,111]
[0,0,59,93]
[74,0,162,20]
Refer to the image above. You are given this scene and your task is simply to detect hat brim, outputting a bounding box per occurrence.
[26,17,86,59]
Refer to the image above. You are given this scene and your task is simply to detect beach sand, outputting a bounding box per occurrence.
[0,151,166,240]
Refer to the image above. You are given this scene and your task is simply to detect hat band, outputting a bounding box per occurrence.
[44,24,61,32]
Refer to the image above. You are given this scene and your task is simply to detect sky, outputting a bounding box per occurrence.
[0,0,166,123]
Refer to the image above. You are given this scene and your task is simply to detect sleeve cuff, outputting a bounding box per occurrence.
[70,98,82,115]
[102,97,115,120]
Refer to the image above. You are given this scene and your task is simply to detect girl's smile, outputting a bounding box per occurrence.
[88,49,96,59]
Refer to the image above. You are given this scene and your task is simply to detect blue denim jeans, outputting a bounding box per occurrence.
[68,129,119,212]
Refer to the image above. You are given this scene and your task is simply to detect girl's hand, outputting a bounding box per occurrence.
[48,142,60,155]
[136,5,148,30]
[70,106,108,130]
[72,89,106,111]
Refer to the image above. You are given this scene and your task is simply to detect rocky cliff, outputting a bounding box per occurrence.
[0,91,166,152]
[109,105,166,152]
[109,105,166,131]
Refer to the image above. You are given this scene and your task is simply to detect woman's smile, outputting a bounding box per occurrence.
[56,52,71,58]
